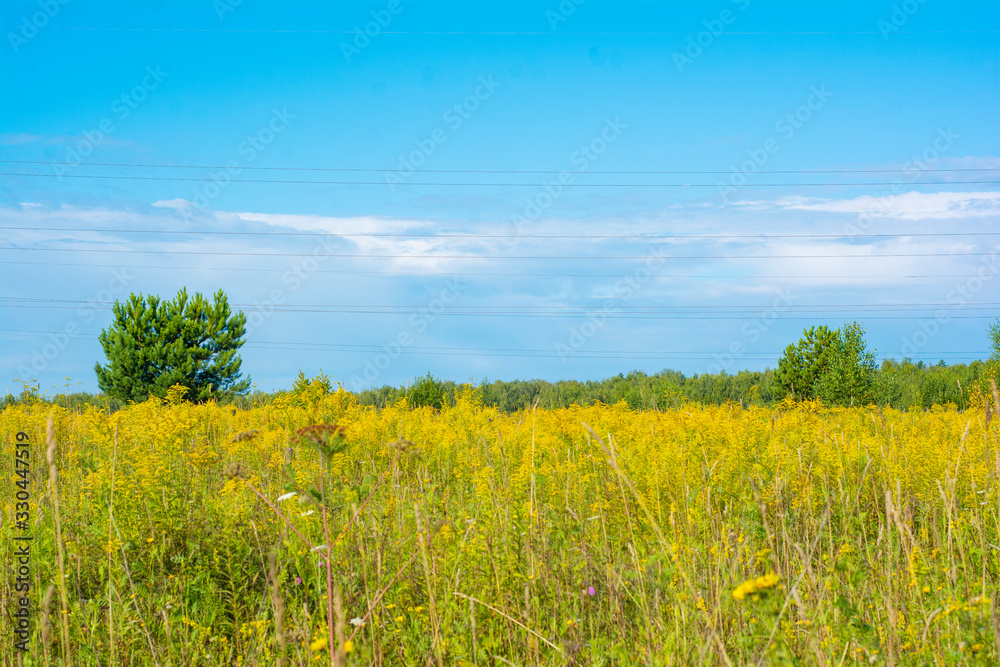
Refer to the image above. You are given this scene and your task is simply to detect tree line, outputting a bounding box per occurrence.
[6,289,997,412]
[339,320,1000,411]
[349,358,995,412]
[9,357,994,413]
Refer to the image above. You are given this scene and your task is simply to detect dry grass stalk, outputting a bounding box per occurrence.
[109,511,161,665]
[990,379,1000,421]
[268,548,287,667]
[41,585,55,656]
[252,434,410,662]
[46,414,72,667]
[107,422,119,667]
[453,592,563,654]
[991,596,1000,660]
[319,459,336,667]
[347,544,421,643]
[581,421,734,666]
[415,505,444,667]
[243,481,319,551]
[333,588,347,667]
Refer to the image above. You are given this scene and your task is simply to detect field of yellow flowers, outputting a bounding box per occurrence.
[3,383,1000,665]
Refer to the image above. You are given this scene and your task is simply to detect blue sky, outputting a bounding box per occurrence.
[1,0,998,396]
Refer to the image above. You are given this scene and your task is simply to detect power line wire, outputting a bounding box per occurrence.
[44,27,1000,35]
[4,172,998,187]
[1,304,994,320]
[2,247,995,259]
[0,260,973,279]
[0,328,987,361]
[3,296,997,309]
[4,160,998,175]
[4,225,999,241]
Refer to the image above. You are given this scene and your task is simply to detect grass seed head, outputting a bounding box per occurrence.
[224,461,251,480]
[231,429,260,443]
[294,423,345,446]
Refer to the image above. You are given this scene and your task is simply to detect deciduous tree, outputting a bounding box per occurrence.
[814,322,877,406]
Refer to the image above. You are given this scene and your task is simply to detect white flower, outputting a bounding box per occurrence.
[349,617,364,627]
[300,510,314,517]
[276,492,297,502]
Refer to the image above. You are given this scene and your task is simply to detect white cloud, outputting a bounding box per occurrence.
[770,191,1000,220]
[151,198,195,211]
[224,210,507,272]
[227,210,425,234]
[5,197,996,290]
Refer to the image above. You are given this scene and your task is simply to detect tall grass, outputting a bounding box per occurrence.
[2,385,999,665]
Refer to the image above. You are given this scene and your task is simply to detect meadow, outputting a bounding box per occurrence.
[2,382,1000,666]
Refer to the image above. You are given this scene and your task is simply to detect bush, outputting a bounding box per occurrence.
[408,373,447,409]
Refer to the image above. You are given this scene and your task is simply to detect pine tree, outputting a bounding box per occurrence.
[775,322,877,406]
[774,325,839,400]
[95,288,250,403]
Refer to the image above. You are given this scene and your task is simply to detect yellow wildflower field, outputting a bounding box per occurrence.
[2,387,998,665]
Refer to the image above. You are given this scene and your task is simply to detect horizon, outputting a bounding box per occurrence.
[5,351,990,401]
[2,0,999,397]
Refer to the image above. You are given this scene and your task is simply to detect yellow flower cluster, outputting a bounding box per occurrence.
[2,385,998,663]
[732,572,780,600]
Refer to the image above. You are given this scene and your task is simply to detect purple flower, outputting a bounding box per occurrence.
[587,586,596,596]
[295,577,302,585]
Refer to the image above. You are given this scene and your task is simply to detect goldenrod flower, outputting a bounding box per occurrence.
[732,572,780,600]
